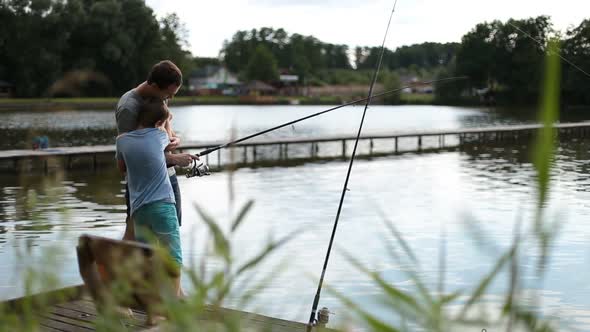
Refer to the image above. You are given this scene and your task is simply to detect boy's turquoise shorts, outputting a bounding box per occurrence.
[133,201,182,267]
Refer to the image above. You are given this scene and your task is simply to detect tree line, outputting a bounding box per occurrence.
[438,16,590,106]
[221,27,457,85]
[0,0,191,97]
[1,1,589,106]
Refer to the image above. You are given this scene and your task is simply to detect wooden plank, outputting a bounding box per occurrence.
[57,299,149,330]
[42,312,96,330]
[39,316,94,332]
[39,325,63,332]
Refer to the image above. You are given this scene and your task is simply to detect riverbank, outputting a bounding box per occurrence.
[0,94,437,111]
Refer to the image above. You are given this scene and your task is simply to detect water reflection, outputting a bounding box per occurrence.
[1,106,590,331]
[0,105,575,150]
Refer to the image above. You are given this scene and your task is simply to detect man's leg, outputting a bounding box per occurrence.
[122,184,134,240]
[169,174,182,226]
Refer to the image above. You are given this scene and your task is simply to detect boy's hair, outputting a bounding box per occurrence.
[146,60,182,90]
[138,99,170,128]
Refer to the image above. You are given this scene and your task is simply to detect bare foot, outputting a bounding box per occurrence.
[116,307,134,319]
[146,314,167,326]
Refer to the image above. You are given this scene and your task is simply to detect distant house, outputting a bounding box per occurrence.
[400,76,434,94]
[188,66,241,95]
[242,80,277,96]
[0,80,15,98]
[239,80,278,103]
[275,71,300,96]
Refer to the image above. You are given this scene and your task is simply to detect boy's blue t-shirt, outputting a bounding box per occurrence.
[116,128,175,216]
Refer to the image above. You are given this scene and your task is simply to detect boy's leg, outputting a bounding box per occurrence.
[134,202,183,296]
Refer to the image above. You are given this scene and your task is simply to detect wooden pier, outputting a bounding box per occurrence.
[3,285,326,332]
[3,233,338,331]
[1,122,590,173]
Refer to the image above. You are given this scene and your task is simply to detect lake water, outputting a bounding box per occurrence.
[1,105,590,331]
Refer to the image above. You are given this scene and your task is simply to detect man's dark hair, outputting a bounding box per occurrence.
[146,60,182,90]
[138,99,169,128]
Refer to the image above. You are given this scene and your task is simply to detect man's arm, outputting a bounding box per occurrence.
[164,114,180,151]
[117,159,127,174]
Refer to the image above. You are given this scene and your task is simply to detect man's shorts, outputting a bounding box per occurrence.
[133,201,182,267]
[125,174,182,226]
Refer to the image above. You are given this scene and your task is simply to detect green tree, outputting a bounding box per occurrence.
[0,0,192,97]
[245,44,279,82]
[563,19,590,105]
[455,21,501,89]
[380,70,401,104]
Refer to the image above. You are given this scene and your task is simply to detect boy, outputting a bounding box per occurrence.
[116,100,183,296]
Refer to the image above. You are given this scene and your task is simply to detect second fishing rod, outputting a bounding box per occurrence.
[185,76,467,178]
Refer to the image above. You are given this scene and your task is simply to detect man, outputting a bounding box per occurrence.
[116,60,197,240]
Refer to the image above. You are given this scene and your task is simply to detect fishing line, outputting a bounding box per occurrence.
[508,21,590,79]
[195,77,466,158]
[185,76,466,178]
[306,1,399,330]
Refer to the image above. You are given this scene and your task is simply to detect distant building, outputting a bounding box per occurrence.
[0,80,15,98]
[188,66,241,96]
[239,80,278,103]
[275,71,300,96]
[242,80,277,96]
[399,76,434,94]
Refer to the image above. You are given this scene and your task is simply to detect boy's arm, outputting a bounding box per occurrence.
[158,130,198,167]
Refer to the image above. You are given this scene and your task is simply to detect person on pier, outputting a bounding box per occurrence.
[115,60,197,240]
[116,100,184,298]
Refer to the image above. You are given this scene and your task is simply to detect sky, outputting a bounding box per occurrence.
[146,0,590,58]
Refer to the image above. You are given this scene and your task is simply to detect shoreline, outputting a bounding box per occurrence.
[0,94,440,111]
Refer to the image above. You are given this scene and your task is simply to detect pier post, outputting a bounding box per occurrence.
[342,140,346,158]
[243,146,247,163]
[394,137,398,153]
[369,139,374,155]
[218,150,221,168]
[418,136,422,151]
[253,146,257,163]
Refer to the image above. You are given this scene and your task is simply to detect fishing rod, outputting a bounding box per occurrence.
[306,1,398,330]
[185,76,467,178]
[508,21,590,79]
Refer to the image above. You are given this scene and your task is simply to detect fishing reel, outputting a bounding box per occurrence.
[186,160,211,178]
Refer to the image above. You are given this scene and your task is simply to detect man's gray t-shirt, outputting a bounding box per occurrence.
[115,89,143,135]
[116,128,175,216]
